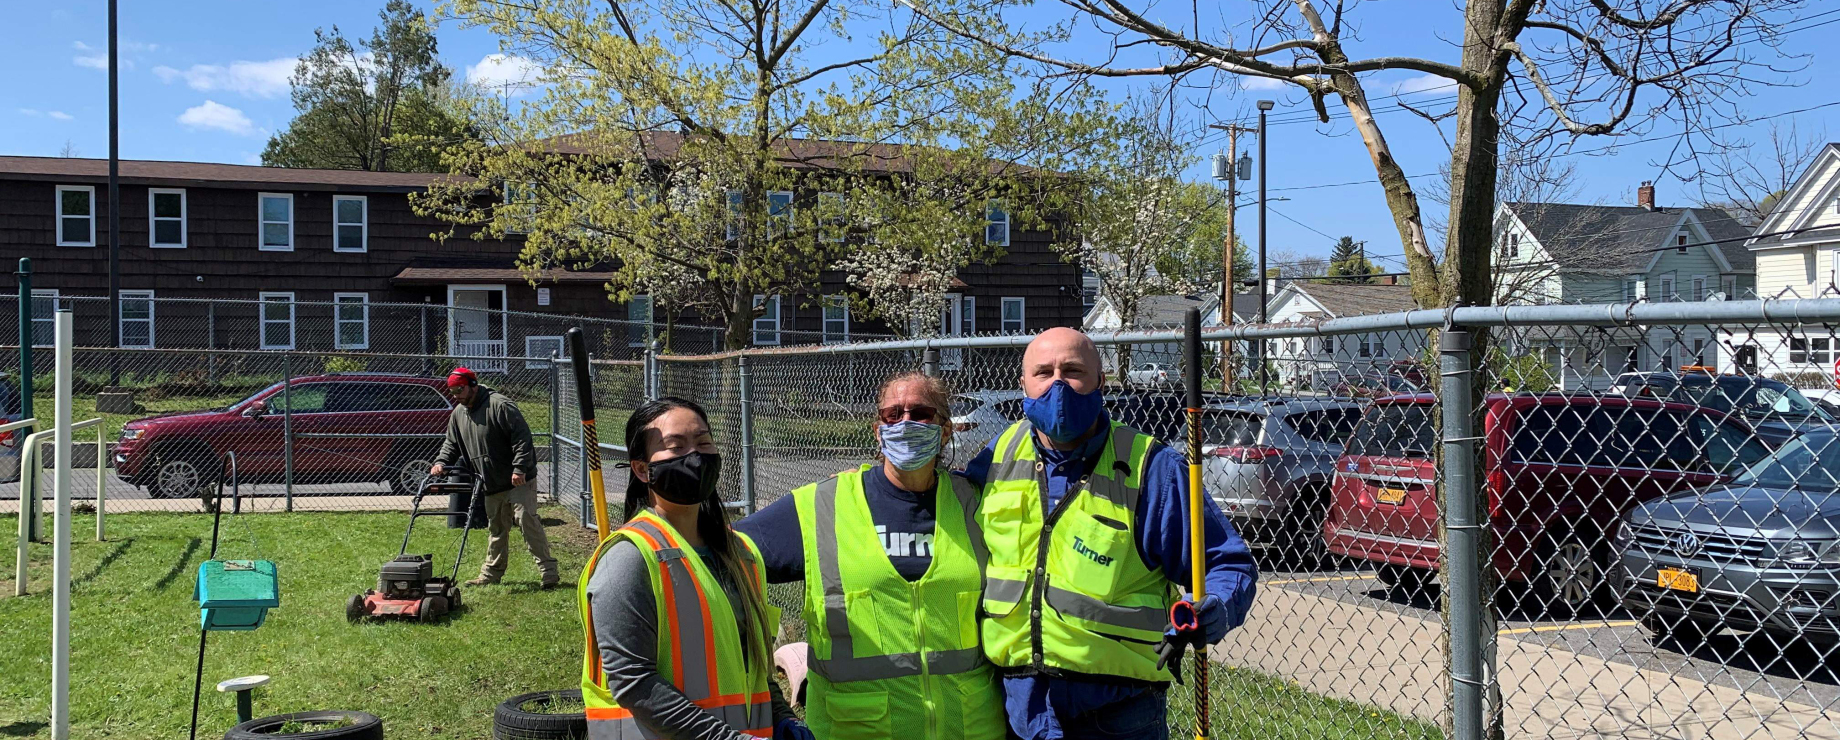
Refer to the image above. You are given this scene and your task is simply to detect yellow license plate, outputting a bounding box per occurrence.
[1375,487,1407,505]
[1657,568,1699,593]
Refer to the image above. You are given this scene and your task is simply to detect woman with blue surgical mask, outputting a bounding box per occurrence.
[735,372,1006,740]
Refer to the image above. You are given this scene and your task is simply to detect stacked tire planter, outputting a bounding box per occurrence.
[495,689,588,740]
[222,711,382,740]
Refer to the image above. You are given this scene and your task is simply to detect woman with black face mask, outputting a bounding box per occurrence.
[577,397,809,740]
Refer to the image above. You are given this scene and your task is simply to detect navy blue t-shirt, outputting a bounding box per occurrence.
[736,467,938,584]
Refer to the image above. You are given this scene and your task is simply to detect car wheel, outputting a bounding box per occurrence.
[1642,614,1712,651]
[390,456,434,496]
[1280,490,1329,570]
[1376,564,1429,596]
[1533,529,1610,618]
[149,450,214,500]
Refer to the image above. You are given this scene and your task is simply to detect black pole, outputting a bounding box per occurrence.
[107,0,122,385]
[1256,102,1270,391]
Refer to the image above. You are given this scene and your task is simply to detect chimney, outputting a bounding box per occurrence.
[1637,181,1656,211]
[1379,274,1398,286]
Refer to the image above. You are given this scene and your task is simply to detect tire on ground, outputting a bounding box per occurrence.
[494,689,588,740]
[223,710,383,740]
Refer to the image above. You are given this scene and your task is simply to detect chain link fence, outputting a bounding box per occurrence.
[561,297,1840,740]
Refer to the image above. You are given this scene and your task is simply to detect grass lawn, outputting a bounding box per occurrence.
[0,509,594,739]
[1168,663,1443,739]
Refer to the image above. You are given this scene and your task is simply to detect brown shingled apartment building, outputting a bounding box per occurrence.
[0,154,1082,357]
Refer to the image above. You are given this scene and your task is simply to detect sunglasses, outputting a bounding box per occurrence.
[878,404,939,425]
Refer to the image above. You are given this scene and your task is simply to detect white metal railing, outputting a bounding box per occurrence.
[12,417,105,597]
[455,339,509,372]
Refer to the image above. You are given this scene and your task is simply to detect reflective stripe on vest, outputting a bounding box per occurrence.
[806,474,990,682]
[578,511,774,739]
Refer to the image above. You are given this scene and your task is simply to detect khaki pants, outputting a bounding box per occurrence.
[479,482,558,584]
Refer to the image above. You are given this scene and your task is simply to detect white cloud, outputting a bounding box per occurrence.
[48,111,73,121]
[73,53,110,70]
[71,39,154,70]
[18,108,73,120]
[1237,75,1290,91]
[153,58,297,98]
[1390,74,1451,97]
[178,100,259,137]
[466,54,544,94]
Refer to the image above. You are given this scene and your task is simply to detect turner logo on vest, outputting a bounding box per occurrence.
[1071,536,1114,566]
[876,524,935,559]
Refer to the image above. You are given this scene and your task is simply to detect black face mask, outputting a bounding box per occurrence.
[646,451,722,505]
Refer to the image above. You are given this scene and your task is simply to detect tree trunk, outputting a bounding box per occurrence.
[1328,72,1441,309]
[723,287,752,351]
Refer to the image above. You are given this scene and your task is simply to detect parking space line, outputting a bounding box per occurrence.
[1498,620,1638,635]
[1267,575,1374,585]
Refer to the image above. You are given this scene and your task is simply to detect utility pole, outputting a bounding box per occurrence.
[107,0,122,386]
[1209,123,1255,390]
[1258,101,1273,395]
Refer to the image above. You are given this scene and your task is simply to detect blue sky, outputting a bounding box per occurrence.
[4,0,1837,271]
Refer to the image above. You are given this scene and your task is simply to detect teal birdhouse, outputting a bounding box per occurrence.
[194,559,280,631]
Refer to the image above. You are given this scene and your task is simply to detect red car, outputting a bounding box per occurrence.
[114,374,454,499]
[1323,392,1772,615]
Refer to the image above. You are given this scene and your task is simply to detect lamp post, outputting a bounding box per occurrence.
[1256,99,1274,390]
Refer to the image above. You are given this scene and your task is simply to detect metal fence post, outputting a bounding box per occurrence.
[549,353,561,504]
[644,340,660,401]
[737,354,756,515]
[1440,327,1484,740]
[206,301,217,385]
[282,354,294,512]
[922,347,939,377]
[17,258,33,422]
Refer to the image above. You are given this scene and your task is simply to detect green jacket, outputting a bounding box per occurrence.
[436,387,536,494]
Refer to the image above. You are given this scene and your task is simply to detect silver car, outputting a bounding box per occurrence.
[0,373,21,483]
[948,390,1026,467]
[1186,398,1363,565]
[1616,430,1840,648]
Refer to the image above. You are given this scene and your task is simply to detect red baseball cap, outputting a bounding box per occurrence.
[446,367,476,388]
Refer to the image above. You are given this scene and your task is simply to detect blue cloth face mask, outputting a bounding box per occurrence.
[879,420,944,471]
[1023,379,1104,444]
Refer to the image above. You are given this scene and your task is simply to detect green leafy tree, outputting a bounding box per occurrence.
[263,0,473,172]
[420,0,1100,347]
[1326,237,1380,284]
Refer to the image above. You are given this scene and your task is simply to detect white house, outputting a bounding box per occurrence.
[1744,142,1840,383]
[1495,184,1755,388]
[1259,282,1420,389]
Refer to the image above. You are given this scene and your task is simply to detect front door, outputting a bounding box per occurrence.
[449,286,507,371]
[939,294,973,370]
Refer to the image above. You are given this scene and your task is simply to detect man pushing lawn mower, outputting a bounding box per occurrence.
[431,367,560,589]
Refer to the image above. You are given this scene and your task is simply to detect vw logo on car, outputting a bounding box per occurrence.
[1670,531,1703,559]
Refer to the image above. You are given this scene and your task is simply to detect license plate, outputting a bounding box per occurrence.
[1375,487,1407,505]
[1657,568,1699,593]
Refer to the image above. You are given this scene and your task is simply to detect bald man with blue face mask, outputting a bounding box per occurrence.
[958,327,1259,740]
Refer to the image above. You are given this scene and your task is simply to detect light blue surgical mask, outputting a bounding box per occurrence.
[879,420,944,471]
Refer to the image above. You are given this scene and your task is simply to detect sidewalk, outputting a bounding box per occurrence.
[1216,584,1837,739]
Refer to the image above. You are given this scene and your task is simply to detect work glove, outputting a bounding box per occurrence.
[1154,595,1230,685]
[774,718,816,740]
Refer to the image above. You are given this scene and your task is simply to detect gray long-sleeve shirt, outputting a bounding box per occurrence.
[434,387,536,495]
[587,540,794,740]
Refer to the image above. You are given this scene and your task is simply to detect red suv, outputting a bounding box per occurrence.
[114,374,454,499]
[1323,392,1772,615]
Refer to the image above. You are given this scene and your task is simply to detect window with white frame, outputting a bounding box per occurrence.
[260,292,296,349]
[1000,297,1025,333]
[1693,275,1707,301]
[1677,233,1689,252]
[118,290,154,349]
[819,192,846,243]
[1791,336,1832,365]
[1721,275,1737,300]
[334,292,368,349]
[1693,338,1708,365]
[30,289,58,347]
[1622,277,1639,303]
[1659,274,1675,302]
[752,295,781,345]
[1359,337,1375,358]
[149,188,186,248]
[628,295,653,347]
[1320,337,1335,354]
[1506,233,1519,259]
[822,295,850,344]
[259,193,294,251]
[333,195,367,253]
[985,200,1010,246]
[502,182,536,234]
[725,190,745,240]
[1658,346,1675,371]
[56,185,95,246]
[767,191,793,239]
[525,335,567,369]
[1619,345,1640,373]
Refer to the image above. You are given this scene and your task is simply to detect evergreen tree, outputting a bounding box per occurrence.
[1326,236,1380,284]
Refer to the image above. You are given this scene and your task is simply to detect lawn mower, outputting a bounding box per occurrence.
[346,462,484,624]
